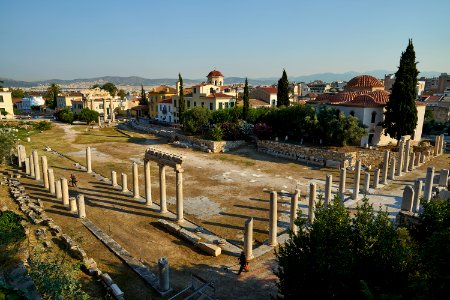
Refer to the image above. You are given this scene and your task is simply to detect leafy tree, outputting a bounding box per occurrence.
[182,106,211,135]
[243,77,250,121]
[91,84,100,89]
[0,79,3,88]
[178,73,185,124]
[275,197,415,299]
[0,130,15,164]
[117,89,126,99]
[54,108,74,124]
[11,88,25,99]
[140,84,148,105]
[382,39,419,142]
[277,69,290,107]
[46,83,60,109]
[78,108,99,125]
[101,82,117,97]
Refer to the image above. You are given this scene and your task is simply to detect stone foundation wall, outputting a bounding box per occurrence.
[127,121,245,153]
[256,140,356,168]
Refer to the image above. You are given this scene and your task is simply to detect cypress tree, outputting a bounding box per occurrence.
[178,73,185,124]
[277,69,290,107]
[140,84,148,105]
[382,39,419,142]
[243,77,249,121]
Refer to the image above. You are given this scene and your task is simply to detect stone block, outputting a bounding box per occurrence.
[71,246,87,260]
[83,258,97,269]
[110,284,124,299]
[401,186,414,212]
[325,160,341,168]
[179,228,201,244]
[157,219,181,234]
[196,242,222,257]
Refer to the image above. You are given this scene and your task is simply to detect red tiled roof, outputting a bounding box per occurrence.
[207,70,224,77]
[338,94,384,107]
[249,99,270,107]
[12,98,22,103]
[426,95,443,102]
[159,98,172,104]
[416,101,427,106]
[346,75,384,89]
[304,92,318,98]
[260,87,278,94]
[201,92,232,98]
[367,90,390,104]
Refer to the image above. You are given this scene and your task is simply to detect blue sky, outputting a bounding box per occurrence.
[1,0,449,81]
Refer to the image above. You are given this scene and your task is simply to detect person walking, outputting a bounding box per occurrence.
[237,251,248,275]
[70,174,78,187]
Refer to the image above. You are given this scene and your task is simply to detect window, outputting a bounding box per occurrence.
[201,102,204,107]
[225,102,229,108]
[214,80,217,85]
[350,111,355,117]
[210,88,214,94]
[371,111,377,123]
[230,102,234,107]
[168,106,171,112]
[219,103,223,109]
[210,103,213,110]
[187,100,191,108]
[194,102,197,107]
[193,87,197,94]
[174,100,177,107]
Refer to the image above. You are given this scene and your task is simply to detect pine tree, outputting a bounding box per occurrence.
[382,39,419,142]
[277,69,290,107]
[178,73,185,125]
[243,78,249,121]
[140,84,148,105]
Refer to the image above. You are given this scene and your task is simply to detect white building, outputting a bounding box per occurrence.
[313,75,426,146]
[18,95,45,111]
[249,86,278,107]
[158,98,174,123]
[0,88,14,119]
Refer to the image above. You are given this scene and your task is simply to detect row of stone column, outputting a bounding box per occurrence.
[401,167,449,213]
[99,99,116,126]
[23,149,87,219]
[109,160,184,223]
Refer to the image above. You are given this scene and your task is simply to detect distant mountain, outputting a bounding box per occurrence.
[1,70,444,88]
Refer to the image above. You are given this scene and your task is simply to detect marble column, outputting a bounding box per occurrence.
[434,135,439,156]
[121,173,128,192]
[308,183,316,223]
[401,185,414,212]
[111,170,118,187]
[363,172,370,194]
[109,99,113,121]
[290,189,300,234]
[30,155,35,177]
[416,152,422,166]
[145,160,152,206]
[48,168,55,194]
[17,145,23,168]
[409,152,415,171]
[69,197,78,213]
[396,140,404,176]
[55,179,62,200]
[25,157,30,175]
[381,150,390,184]
[403,139,411,173]
[373,168,380,189]
[77,194,86,218]
[269,191,278,247]
[98,115,101,126]
[421,154,426,163]
[389,158,396,180]
[338,167,346,201]
[440,134,445,154]
[424,167,435,202]
[41,156,49,188]
[132,162,140,199]
[176,168,184,222]
[103,99,107,121]
[112,111,116,123]
[86,147,92,173]
[413,179,422,213]
[32,150,40,180]
[244,217,254,260]
[439,169,449,187]
[61,177,69,208]
[324,174,332,208]
[159,164,167,213]
[352,160,361,200]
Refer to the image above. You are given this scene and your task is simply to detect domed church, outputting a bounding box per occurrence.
[311,75,426,146]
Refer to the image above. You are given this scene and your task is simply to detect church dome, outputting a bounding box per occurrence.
[346,75,384,89]
[207,70,224,77]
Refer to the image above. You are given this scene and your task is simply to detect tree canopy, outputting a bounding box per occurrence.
[101,82,118,97]
[117,89,126,100]
[243,78,249,121]
[277,69,290,107]
[45,83,60,109]
[382,39,419,141]
[140,84,148,105]
[78,108,99,125]
[178,73,185,124]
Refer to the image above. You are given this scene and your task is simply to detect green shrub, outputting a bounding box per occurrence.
[208,125,223,141]
[78,108,99,125]
[33,121,52,131]
[182,107,211,135]
[54,108,74,124]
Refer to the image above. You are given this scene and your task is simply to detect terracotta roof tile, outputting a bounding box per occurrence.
[346,75,383,89]
[260,87,278,94]
[207,70,224,77]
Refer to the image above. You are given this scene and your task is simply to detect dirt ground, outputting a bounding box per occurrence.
[9,122,449,299]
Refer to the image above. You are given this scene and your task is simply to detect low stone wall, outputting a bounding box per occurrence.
[257,140,356,168]
[126,121,245,153]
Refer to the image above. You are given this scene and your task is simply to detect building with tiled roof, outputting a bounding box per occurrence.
[168,70,237,124]
[0,88,14,119]
[149,85,177,118]
[157,98,174,123]
[249,86,278,107]
[309,75,426,146]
